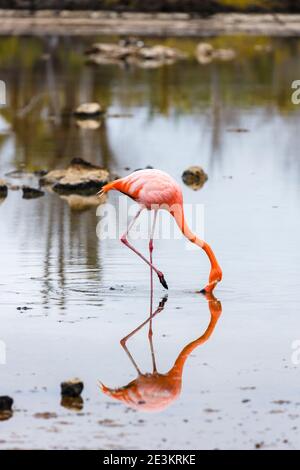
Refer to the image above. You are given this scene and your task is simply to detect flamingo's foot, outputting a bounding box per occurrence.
[158,272,168,290]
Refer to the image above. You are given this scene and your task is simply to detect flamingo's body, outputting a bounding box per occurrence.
[100,169,222,292]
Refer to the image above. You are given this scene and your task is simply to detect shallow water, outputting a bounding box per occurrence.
[0,35,300,449]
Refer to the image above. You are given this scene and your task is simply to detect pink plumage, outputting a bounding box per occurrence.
[99,168,222,293]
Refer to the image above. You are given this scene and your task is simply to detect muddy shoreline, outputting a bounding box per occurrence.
[1,11,300,36]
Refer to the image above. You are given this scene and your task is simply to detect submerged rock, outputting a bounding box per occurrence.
[182,166,208,191]
[40,158,110,196]
[0,179,8,199]
[61,378,84,398]
[22,186,45,199]
[74,102,103,118]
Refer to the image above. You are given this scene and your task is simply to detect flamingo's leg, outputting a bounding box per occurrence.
[120,208,168,289]
[148,209,158,339]
[120,296,168,374]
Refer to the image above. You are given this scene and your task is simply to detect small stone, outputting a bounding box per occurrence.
[61,378,84,398]
[255,442,264,449]
[22,186,44,199]
[195,43,214,64]
[0,179,8,199]
[182,166,208,191]
[0,396,13,412]
[74,102,103,118]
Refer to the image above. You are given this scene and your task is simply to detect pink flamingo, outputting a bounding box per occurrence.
[99,169,222,293]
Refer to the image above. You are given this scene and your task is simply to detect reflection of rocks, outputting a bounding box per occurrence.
[61,378,84,398]
[74,102,103,118]
[40,158,110,196]
[0,396,13,421]
[61,396,84,411]
[22,186,45,199]
[137,45,186,61]
[215,48,236,61]
[60,193,107,212]
[196,42,236,64]
[85,42,136,60]
[0,179,8,199]
[254,44,272,53]
[76,119,101,130]
[182,166,208,191]
[86,42,186,68]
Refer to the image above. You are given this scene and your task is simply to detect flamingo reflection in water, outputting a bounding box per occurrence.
[99,292,222,412]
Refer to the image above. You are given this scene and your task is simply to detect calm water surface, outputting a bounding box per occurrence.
[0,35,300,449]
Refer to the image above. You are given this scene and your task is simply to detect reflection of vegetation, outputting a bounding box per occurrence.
[0,35,300,171]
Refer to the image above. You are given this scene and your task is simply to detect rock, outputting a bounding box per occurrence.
[22,186,45,199]
[61,378,84,398]
[195,43,214,64]
[196,43,236,64]
[0,179,8,198]
[182,166,208,191]
[61,396,84,411]
[40,158,110,196]
[85,42,186,68]
[74,102,103,118]
[0,396,13,412]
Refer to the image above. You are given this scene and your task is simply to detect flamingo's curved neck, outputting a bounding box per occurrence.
[169,312,219,377]
[171,204,218,268]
